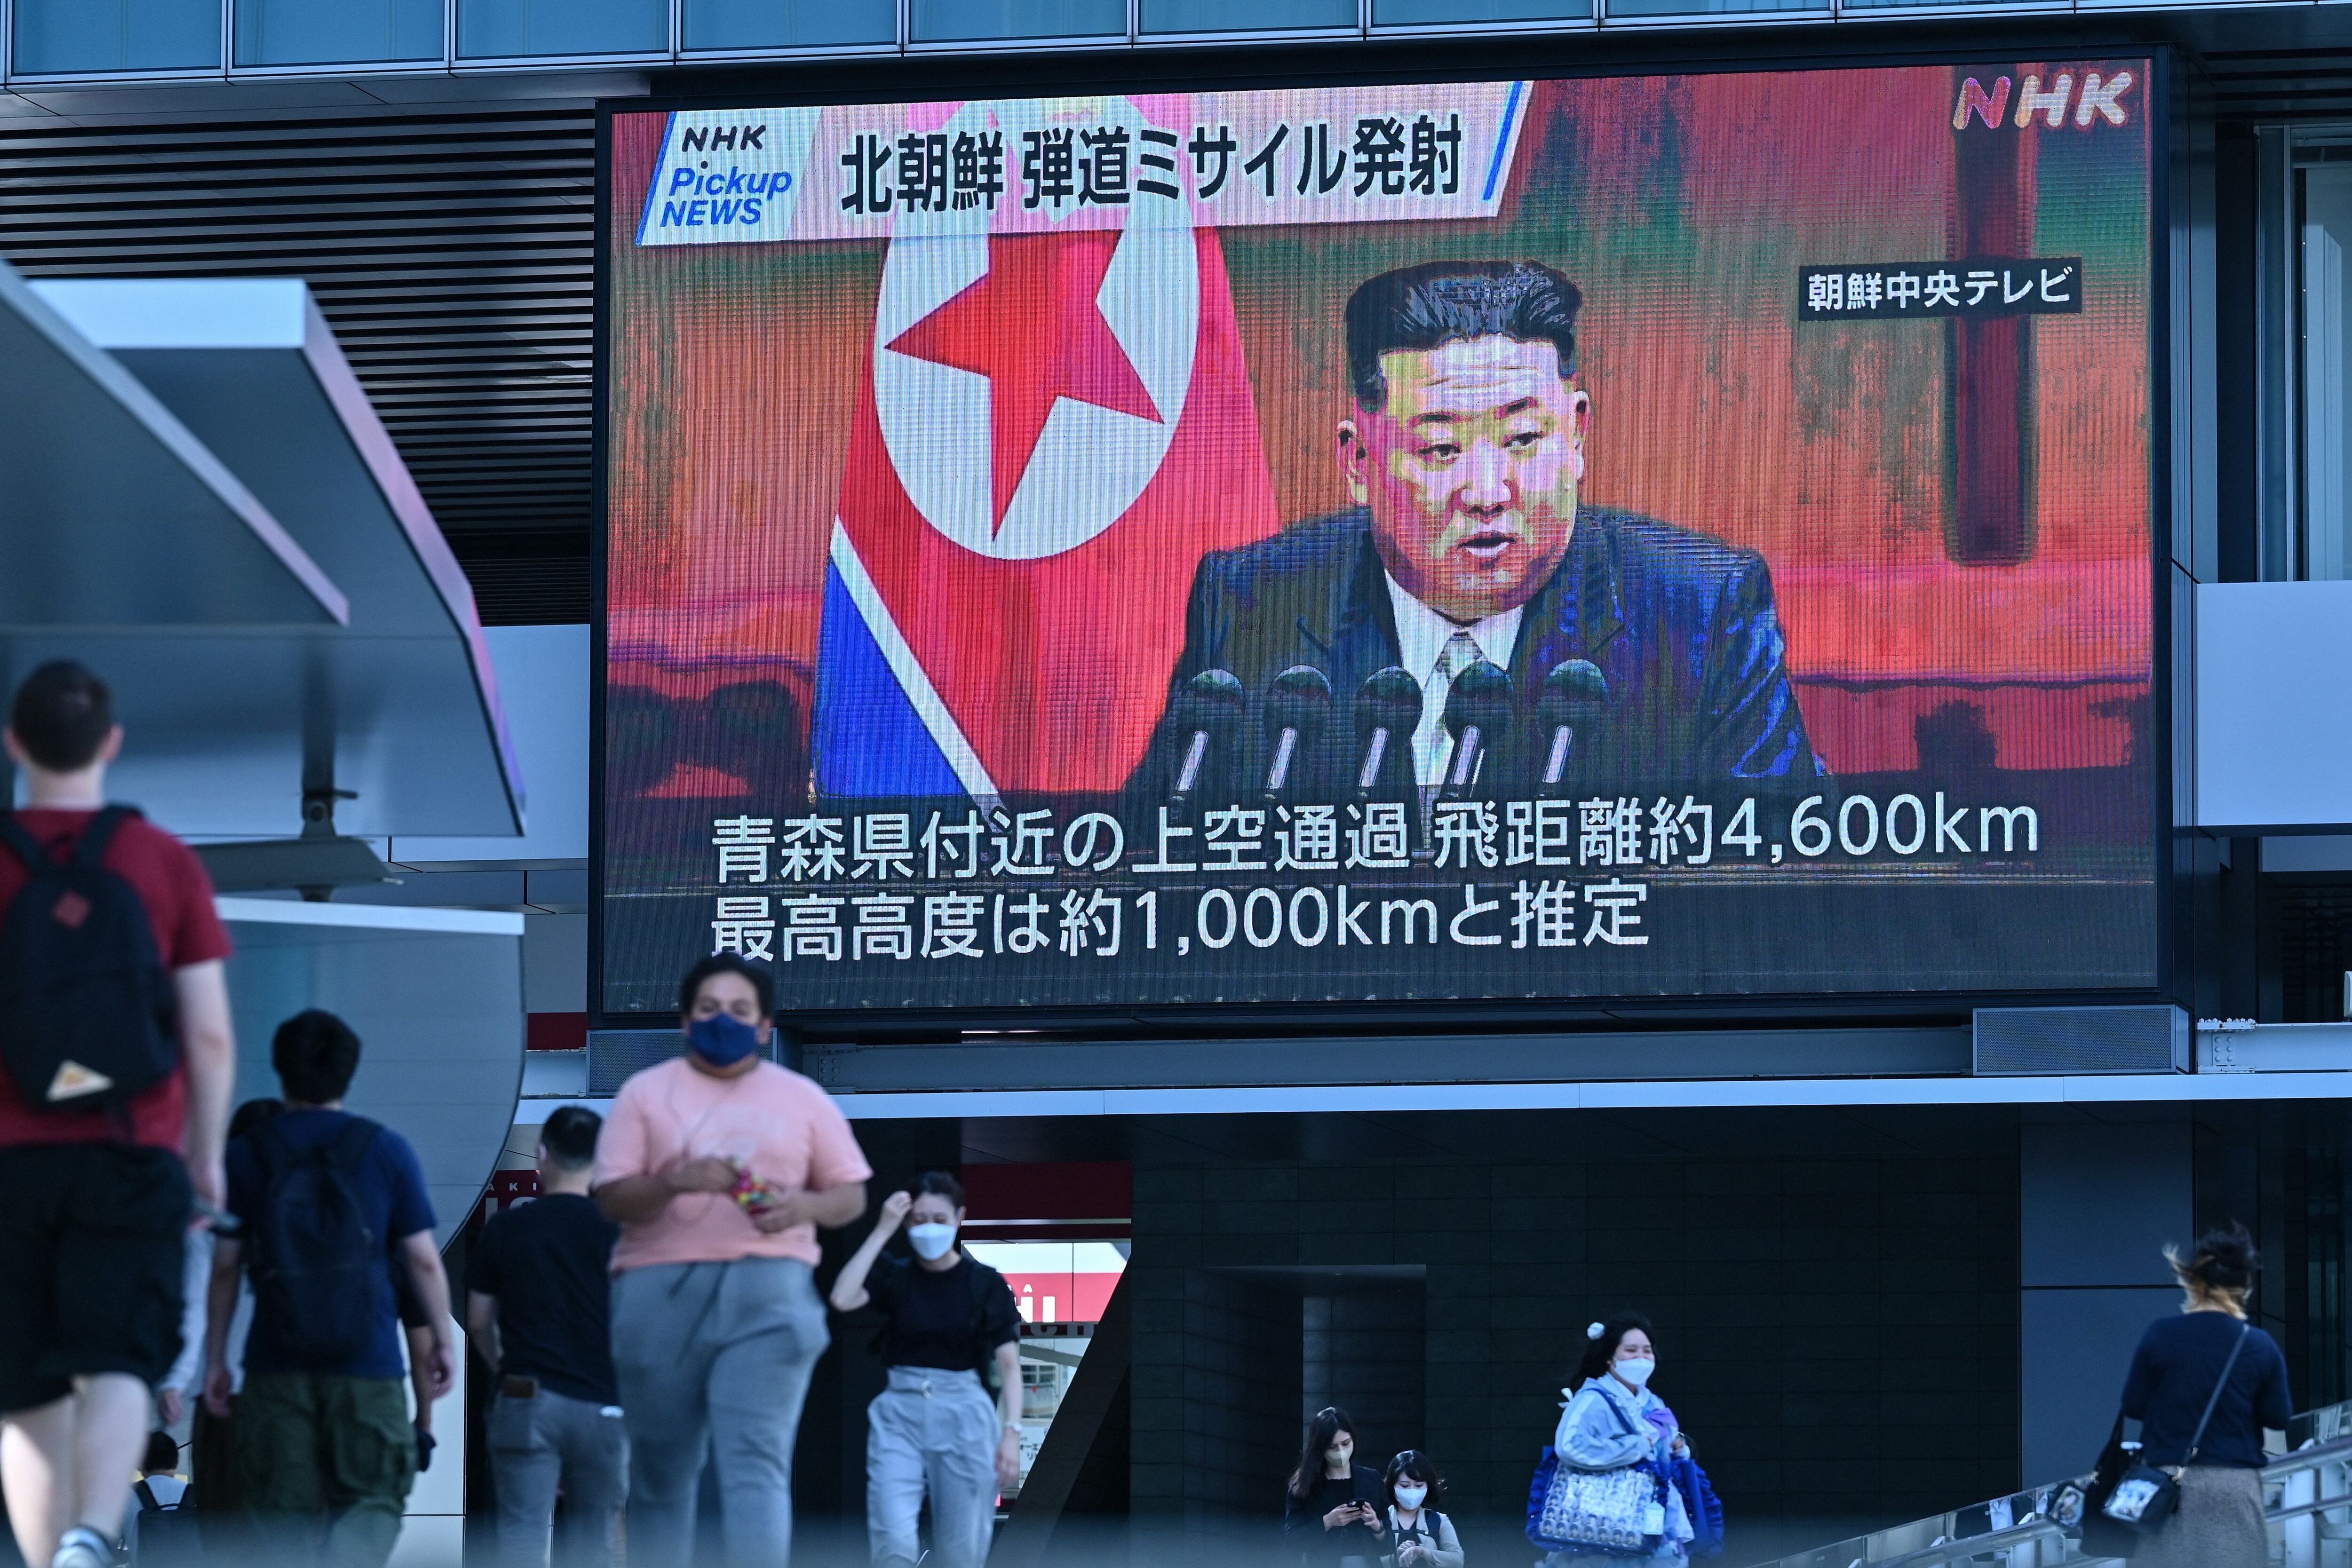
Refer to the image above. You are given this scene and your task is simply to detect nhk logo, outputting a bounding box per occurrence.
[1952,70,2134,131]
[679,122,766,153]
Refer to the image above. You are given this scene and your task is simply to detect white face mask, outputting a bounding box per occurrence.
[1394,1484,1428,1511]
[1614,1357,1656,1388]
[906,1222,957,1260]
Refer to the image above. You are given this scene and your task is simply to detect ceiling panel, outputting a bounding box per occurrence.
[0,107,596,622]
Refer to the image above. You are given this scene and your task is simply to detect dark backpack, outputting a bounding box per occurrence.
[132,1479,203,1568]
[249,1117,387,1365]
[0,807,179,1114]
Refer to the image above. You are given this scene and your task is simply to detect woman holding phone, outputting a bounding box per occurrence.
[1283,1407,1389,1566]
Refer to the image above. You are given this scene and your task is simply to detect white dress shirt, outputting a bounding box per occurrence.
[1382,574,1524,788]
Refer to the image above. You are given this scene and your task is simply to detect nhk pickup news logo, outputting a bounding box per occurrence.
[636,109,823,245]
[1952,69,2134,131]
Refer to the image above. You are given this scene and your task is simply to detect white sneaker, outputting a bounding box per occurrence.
[50,1526,113,1568]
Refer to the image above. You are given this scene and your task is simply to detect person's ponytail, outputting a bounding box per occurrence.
[2167,1222,2259,1313]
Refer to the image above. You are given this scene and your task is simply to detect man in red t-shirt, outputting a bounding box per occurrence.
[0,662,236,1568]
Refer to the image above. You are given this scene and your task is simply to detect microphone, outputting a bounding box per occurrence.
[1169,669,1244,801]
[1351,667,1423,795]
[1261,665,1333,799]
[1441,660,1514,797]
[1538,660,1608,789]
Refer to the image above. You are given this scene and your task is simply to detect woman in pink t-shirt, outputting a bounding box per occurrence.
[594,955,871,1568]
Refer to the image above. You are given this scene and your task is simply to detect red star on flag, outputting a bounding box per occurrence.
[884,229,1164,533]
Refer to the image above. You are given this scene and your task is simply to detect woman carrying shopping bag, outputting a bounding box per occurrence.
[1528,1315,1705,1561]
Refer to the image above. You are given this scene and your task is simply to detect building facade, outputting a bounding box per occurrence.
[11,4,2352,1562]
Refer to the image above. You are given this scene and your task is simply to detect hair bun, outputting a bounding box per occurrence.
[2169,1221,2260,1295]
[2196,1223,2258,1288]
[1586,1322,1605,1340]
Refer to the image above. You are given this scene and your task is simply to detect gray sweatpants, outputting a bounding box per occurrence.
[610,1259,829,1568]
[865,1367,1000,1568]
[487,1386,628,1568]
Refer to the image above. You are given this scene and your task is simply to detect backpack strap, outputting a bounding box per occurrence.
[134,1480,161,1513]
[248,1119,291,1179]
[330,1120,385,1250]
[69,806,140,870]
[244,1121,292,1263]
[1584,1385,1641,1438]
[0,813,55,874]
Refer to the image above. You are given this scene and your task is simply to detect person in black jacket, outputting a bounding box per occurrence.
[1283,1407,1387,1567]
[2119,1223,2292,1568]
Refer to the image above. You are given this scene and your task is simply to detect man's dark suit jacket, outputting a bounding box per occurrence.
[1131,506,1823,795]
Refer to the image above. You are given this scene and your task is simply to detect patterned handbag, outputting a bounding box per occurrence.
[1526,1393,1665,1557]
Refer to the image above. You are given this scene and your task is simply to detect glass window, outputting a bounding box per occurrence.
[459,0,666,55]
[234,0,441,63]
[14,0,220,72]
[1603,0,1819,17]
[2303,161,2352,580]
[1837,0,2011,11]
[683,0,894,48]
[1375,0,1585,19]
[913,0,1126,40]
[1140,0,1353,30]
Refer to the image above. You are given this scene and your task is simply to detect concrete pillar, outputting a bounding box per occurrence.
[2018,1108,2193,1486]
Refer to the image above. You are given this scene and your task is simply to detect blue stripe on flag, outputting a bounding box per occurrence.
[1482,81,1524,204]
[812,559,964,798]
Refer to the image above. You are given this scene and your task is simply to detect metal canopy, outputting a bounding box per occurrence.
[0,262,344,632]
[17,277,524,840]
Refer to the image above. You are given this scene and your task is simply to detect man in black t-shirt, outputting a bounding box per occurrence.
[466,1108,625,1568]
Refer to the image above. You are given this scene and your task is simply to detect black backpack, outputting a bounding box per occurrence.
[132,1479,203,1568]
[248,1117,387,1365]
[0,807,179,1113]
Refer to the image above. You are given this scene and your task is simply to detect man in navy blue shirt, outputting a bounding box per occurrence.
[201,1010,454,1568]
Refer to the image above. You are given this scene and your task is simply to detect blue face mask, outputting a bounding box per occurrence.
[687,1010,762,1067]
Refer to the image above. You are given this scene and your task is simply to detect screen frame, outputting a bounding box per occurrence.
[590,40,2180,1039]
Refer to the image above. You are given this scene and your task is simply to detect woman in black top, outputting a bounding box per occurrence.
[1283,1407,1388,1567]
[831,1172,1024,1568]
[2119,1223,2292,1568]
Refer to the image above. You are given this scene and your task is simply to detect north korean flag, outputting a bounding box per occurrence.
[813,99,1281,799]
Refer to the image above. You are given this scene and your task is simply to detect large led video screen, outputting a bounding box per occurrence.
[602,61,2159,1017]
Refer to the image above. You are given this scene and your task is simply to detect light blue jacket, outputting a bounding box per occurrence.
[1552,1378,1696,1553]
[1555,1377,1681,1470]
